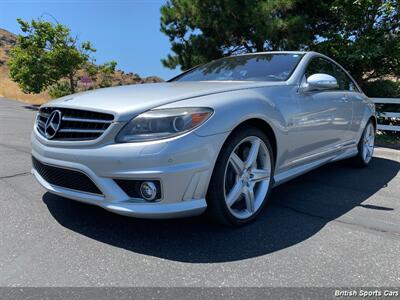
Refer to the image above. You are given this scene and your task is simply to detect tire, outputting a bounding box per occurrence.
[206,125,275,226]
[351,120,375,167]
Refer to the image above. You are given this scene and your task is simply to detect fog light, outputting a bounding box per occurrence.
[140,181,157,201]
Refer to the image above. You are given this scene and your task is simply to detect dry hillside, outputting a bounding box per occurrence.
[0,28,163,105]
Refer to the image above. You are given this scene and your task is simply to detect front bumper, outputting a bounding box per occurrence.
[31,131,228,218]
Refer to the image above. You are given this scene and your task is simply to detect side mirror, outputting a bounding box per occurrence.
[303,73,338,92]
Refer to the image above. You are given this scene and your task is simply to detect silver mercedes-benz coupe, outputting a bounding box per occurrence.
[32,51,376,225]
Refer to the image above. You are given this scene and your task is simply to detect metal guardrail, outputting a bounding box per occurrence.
[372,98,400,132]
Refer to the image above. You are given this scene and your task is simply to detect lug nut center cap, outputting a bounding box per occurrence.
[241,172,251,182]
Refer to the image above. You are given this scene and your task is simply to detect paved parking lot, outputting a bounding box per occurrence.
[0,97,399,287]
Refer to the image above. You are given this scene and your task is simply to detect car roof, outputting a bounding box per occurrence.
[231,51,314,57]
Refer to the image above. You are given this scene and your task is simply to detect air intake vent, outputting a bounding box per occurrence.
[36,107,114,141]
[32,156,102,195]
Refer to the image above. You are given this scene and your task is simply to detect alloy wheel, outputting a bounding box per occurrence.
[362,123,375,164]
[223,136,272,219]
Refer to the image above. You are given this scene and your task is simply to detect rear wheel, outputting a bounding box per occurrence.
[352,121,375,167]
[207,126,274,226]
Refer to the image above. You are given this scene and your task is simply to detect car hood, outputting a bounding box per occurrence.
[45,81,283,121]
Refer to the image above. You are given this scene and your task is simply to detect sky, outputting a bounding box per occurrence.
[0,0,180,80]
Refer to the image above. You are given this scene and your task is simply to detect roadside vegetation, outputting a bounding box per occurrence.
[376,131,400,148]
[363,80,400,99]
[8,19,119,98]
[1,20,162,102]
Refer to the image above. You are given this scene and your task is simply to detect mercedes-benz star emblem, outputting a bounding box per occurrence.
[44,110,62,139]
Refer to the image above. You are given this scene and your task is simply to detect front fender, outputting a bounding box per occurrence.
[157,86,298,173]
[157,87,290,138]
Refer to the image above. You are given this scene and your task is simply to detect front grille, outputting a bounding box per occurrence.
[32,156,102,195]
[36,107,114,141]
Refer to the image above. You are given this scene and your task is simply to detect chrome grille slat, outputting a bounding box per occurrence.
[37,120,46,127]
[36,107,114,141]
[59,128,106,133]
[62,116,113,124]
[37,125,45,134]
[38,112,50,118]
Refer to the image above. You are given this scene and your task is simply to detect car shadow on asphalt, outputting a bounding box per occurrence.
[43,157,399,263]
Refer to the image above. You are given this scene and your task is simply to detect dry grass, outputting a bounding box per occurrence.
[0,29,49,104]
[0,66,50,104]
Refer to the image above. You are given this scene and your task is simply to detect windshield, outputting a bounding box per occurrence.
[172,53,304,82]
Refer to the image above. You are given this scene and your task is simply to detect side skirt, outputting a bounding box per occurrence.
[273,146,358,187]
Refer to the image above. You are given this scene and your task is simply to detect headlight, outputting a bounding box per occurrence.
[116,107,213,142]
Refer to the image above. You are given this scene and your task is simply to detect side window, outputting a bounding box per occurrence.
[337,70,360,92]
[305,57,354,91]
[305,58,335,80]
[332,65,351,91]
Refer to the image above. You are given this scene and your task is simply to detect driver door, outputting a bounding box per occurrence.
[290,57,353,166]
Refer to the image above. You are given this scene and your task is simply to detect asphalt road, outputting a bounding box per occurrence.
[0,97,399,287]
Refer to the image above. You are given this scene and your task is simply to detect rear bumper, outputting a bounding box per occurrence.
[31,130,228,218]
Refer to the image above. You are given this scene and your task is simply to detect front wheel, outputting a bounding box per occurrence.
[207,126,274,226]
[352,120,375,167]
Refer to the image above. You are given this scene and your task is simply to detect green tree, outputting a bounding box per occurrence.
[160,0,332,70]
[98,61,117,88]
[8,18,96,94]
[313,0,400,86]
[160,0,400,85]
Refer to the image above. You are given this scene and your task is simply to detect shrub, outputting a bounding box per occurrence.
[48,81,71,98]
[362,80,400,98]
